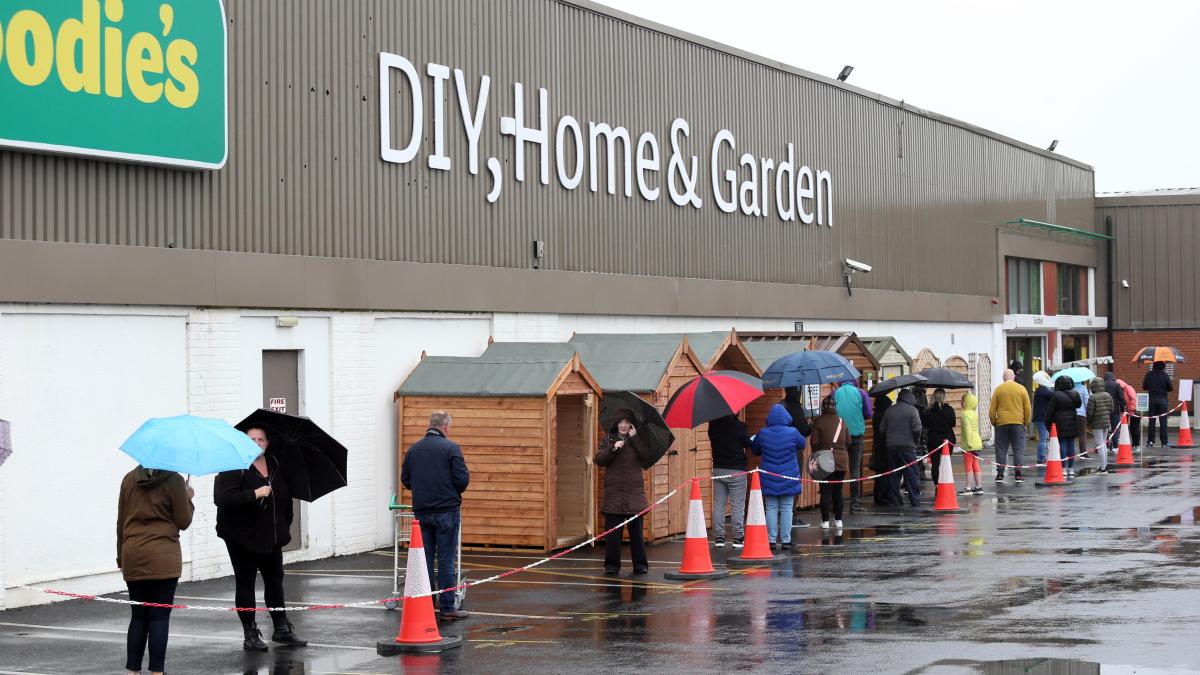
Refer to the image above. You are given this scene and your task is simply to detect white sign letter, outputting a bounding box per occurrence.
[556,115,584,189]
[817,169,833,227]
[454,68,490,175]
[636,131,660,201]
[588,122,632,197]
[711,129,737,213]
[426,63,451,171]
[797,165,815,224]
[379,52,422,164]
[775,143,796,222]
[499,83,550,185]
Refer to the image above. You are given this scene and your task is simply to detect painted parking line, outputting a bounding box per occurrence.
[157,594,570,621]
[368,549,682,565]
[285,570,724,591]
[0,670,57,675]
[0,621,374,651]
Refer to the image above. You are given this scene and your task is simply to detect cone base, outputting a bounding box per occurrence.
[377,634,463,655]
[922,508,968,514]
[1114,462,1137,467]
[664,569,733,581]
[1172,443,1200,449]
[1035,478,1073,487]
[726,554,788,567]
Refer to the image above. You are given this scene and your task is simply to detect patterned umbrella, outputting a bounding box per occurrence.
[662,371,765,429]
[1131,346,1184,363]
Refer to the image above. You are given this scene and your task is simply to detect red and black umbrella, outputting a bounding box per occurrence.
[662,370,765,429]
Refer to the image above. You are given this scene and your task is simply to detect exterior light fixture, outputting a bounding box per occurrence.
[1047,140,1058,152]
[276,316,300,328]
[837,66,854,82]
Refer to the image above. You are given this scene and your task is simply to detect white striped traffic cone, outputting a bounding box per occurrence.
[665,478,731,580]
[1036,424,1069,487]
[1115,413,1135,466]
[927,442,967,513]
[377,522,463,655]
[728,472,784,566]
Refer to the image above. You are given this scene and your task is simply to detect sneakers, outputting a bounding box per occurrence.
[834,520,844,529]
[820,521,830,529]
[1067,468,1076,478]
[1014,472,1024,484]
[995,474,1005,482]
[1096,467,1108,474]
[732,538,744,549]
[957,488,974,495]
[780,542,794,551]
[973,486,984,494]
[714,537,725,548]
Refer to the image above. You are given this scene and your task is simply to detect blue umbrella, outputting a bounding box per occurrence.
[1054,366,1097,383]
[120,415,263,475]
[762,350,861,389]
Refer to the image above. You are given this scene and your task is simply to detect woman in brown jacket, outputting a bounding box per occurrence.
[116,466,194,675]
[595,410,652,575]
[808,397,850,529]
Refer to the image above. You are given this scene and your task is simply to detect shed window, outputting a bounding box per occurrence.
[1057,264,1089,315]
[1006,258,1041,314]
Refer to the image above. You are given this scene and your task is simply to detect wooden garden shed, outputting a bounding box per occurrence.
[568,333,710,542]
[737,332,882,506]
[860,336,914,379]
[685,330,762,376]
[395,346,602,551]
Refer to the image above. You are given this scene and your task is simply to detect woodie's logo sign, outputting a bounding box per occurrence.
[0,0,227,168]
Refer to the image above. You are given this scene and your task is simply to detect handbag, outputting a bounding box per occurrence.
[807,419,842,480]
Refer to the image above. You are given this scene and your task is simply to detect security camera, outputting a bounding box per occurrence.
[1121,279,1130,288]
[844,258,872,273]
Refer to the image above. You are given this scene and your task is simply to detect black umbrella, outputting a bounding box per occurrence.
[914,367,974,389]
[867,373,928,397]
[235,409,348,502]
[598,391,675,470]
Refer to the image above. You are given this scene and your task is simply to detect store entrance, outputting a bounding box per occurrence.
[1006,336,1044,392]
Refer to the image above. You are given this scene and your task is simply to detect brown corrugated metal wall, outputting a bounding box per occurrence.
[1100,197,1200,328]
[0,0,1094,298]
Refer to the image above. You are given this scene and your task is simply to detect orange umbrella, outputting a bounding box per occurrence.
[1131,346,1185,363]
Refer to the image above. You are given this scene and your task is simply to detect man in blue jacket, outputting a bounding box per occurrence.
[834,380,871,513]
[401,410,471,620]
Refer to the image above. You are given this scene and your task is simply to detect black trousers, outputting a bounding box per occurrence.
[820,471,846,521]
[225,541,287,627]
[603,513,647,572]
[1147,399,1170,446]
[126,577,178,673]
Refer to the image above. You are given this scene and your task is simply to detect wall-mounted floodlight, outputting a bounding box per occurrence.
[1047,140,1059,152]
[837,66,854,82]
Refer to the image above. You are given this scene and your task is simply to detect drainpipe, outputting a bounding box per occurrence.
[1106,215,1115,371]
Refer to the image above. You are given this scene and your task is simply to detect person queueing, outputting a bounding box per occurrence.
[1046,375,1084,478]
[1032,371,1055,465]
[117,466,194,675]
[990,369,1032,483]
[958,393,984,495]
[880,389,924,507]
[870,394,901,506]
[834,380,871,513]
[1104,372,1126,455]
[595,410,652,575]
[924,388,957,484]
[708,414,752,549]
[215,427,307,650]
[1087,378,1115,473]
[780,386,813,530]
[1143,361,1174,448]
[1116,376,1141,451]
[809,396,850,529]
[401,410,471,619]
[752,404,805,550]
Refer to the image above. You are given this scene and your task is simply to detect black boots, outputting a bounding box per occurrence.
[271,621,308,647]
[242,623,268,652]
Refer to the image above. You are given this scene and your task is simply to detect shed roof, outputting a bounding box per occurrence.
[859,336,914,365]
[568,333,697,393]
[397,346,593,397]
[738,332,882,373]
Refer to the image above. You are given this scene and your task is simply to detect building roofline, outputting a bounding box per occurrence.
[563,0,1094,173]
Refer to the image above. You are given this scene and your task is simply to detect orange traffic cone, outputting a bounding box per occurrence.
[1115,413,1135,467]
[927,442,967,513]
[728,471,784,566]
[665,478,732,580]
[377,521,463,655]
[1035,424,1069,487]
[1174,402,1198,448]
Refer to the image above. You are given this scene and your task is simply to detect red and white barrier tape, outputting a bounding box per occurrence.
[759,448,939,485]
[973,425,1121,470]
[1128,402,1183,419]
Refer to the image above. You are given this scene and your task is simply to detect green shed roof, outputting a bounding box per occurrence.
[859,336,913,366]
[742,340,807,372]
[397,348,576,397]
[686,332,731,367]
[568,333,688,393]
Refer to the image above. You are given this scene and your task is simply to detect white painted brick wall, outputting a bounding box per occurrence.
[185,310,243,582]
[493,313,566,342]
[0,312,7,608]
[330,314,379,555]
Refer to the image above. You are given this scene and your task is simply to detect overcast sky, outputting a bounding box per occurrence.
[593,0,1200,194]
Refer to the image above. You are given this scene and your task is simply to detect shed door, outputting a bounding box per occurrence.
[554,395,593,547]
[262,350,303,553]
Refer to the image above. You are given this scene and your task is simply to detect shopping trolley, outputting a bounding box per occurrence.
[385,495,466,611]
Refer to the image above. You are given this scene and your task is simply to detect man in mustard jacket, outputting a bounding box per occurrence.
[990,369,1032,483]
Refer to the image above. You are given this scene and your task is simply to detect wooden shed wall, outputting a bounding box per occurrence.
[399,396,548,548]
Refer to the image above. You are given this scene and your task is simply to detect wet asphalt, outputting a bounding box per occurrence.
[2,446,1199,674]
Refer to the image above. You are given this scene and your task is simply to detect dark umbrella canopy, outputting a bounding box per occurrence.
[868,373,929,396]
[236,409,348,502]
[762,350,860,389]
[662,371,765,429]
[598,391,675,470]
[914,367,974,389]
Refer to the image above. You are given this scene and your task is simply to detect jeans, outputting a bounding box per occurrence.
[1035,421,1049,463]
[418,510,461,612]
[1147,398,1169,446]
[225,541,286,628]
[1061,436,1077,468]
[126,577,178,673]
[819,471,846,522]
[763,495,794,544]
[1093,428,1110,469]
[711,471,747,540]
[847,436,864,507]
[896,448,921,506]
[994,424,1026,477]
[603,513,647,573]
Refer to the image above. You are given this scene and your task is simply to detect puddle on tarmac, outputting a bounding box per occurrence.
[1154,506,1200,525]
[911,657,1189,674]
[763,597,973,633]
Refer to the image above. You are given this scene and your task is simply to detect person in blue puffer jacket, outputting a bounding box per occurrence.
[752,404,805,551]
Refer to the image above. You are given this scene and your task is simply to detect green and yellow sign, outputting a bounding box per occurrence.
[0,0,227,169]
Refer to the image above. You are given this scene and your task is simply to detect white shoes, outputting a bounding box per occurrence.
[834,520,844,529]
[820,521,830,529]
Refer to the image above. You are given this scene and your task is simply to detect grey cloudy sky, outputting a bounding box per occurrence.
[592,0,1200,194]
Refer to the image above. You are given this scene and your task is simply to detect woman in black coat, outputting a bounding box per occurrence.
[871,394,901,506]
[924,388,957,484]
[215,427,307,651]
[1045,375,1083,477]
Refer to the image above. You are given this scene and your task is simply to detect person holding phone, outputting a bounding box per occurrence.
[595,411,652,575]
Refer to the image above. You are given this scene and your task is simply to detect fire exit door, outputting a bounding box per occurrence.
[262,350,303,552]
